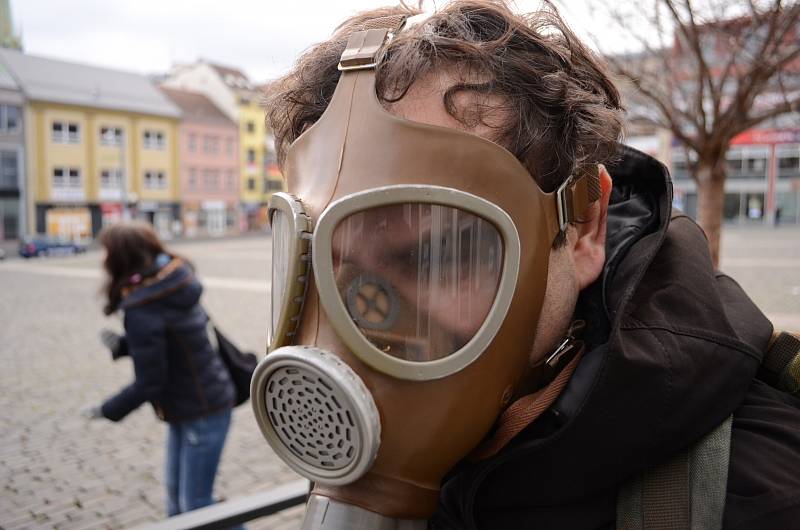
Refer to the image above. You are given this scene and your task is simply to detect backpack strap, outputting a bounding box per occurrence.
[760,331,800,397]
[617,416,732,530]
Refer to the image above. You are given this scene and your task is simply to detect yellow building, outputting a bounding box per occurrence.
[0,49,181,239]
[239,92,267,204]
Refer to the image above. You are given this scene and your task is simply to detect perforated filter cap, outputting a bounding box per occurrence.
[251,346,381,485]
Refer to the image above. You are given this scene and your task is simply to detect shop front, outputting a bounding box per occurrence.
[138,201,181,240]
[202,200,227,237]
[42,206,92,241]
[241,201,268,232]
[671,128,800,225]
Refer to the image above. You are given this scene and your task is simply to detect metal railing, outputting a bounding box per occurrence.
[132,479,309,530]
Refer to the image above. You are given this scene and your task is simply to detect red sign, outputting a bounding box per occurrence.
[731,128,800,145]
[101,203,123,226]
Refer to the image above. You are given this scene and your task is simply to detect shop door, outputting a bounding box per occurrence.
[744,193,765,224]
[207,208,225,236]
[154,211,172,239]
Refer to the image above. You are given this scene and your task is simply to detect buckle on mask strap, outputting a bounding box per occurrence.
[339,28,392,71]
[555,173,602,232]
[338,14,412,71]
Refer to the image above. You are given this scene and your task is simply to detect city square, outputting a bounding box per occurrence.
[1,225,798,529]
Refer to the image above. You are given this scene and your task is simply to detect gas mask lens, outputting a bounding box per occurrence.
[267,193,311,351]
[331,203,503,362]
[270,208,291,347]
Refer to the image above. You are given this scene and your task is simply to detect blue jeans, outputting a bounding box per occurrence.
[165,408,232,516]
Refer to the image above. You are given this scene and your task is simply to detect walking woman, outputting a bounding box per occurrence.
[83,221,236,517]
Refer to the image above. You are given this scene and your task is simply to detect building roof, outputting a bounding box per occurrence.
[0,60,18,91]
[159,87,235,126]
[0,48,180,118]
[207,61,253,90]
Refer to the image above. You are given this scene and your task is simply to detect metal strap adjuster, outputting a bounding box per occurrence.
[338,28,393,71]
[555,177,575,232]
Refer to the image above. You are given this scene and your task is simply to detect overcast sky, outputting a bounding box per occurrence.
[11,0,605,82]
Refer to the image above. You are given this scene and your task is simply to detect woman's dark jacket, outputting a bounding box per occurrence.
[431,146,800,529]
[101,260,235,423]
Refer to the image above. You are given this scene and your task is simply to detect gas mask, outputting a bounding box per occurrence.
[251,15,599,529]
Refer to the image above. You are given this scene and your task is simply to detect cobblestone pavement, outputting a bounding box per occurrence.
[1,226,798,529]
[1,235,301,529]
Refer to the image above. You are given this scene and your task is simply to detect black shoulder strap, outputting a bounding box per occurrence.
[760,331,800,397]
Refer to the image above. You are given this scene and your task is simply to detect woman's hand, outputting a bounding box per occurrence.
[80,405,103,420]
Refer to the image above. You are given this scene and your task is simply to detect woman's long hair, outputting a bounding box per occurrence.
[99,222,168,315]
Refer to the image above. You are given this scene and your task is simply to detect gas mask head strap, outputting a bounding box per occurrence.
[337,12,602,238]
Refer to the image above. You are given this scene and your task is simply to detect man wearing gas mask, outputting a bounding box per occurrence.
[253,2,800,529]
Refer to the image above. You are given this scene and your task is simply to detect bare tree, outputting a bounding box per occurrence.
[581,0,800,265]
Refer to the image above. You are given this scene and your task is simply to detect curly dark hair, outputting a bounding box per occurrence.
[265,0,623,195]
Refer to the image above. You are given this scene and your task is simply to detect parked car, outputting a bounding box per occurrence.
[19,236,87,258]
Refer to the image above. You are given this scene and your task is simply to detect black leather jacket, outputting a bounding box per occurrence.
[431,146,800,529]
[101,259,235,423]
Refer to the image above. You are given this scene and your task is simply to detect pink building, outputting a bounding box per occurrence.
[160,87,239,237]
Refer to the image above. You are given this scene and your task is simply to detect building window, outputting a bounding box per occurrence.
[246,121,255,134]
[100,168,123,188]
[203,169,213,190]
[671,150,696,181]
[53,167,65,187]
[778,145,800,179]
[247,177,256,191]
[247,148,256,164]
[202,169,221,190]
[188,168,197,190]
[226,170,235,190]
[746,157,766,173]
[188,134,197,152]
[143,130,166,149]
[0,105,20,132]
[0,150,17,189]
[144,170,167,189]
[226,138,234,157]
[53,167,81,188]
[99,126,123,146]
[778,155,799,170]
[68,123,80,143]
[204,135,220,154]
[52,121,80,144]
[726,157,743,173]
[267,179,284,191]
[727,147,768,180]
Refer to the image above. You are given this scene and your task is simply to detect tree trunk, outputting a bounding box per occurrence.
[695,161,726,267]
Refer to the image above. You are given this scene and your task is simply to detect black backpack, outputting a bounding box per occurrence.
[617,331,800,529]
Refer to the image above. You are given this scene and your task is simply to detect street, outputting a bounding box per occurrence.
[1,226,798,529]
[0,234,303,529]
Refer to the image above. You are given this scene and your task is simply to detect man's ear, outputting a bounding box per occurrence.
[569,164,613,290]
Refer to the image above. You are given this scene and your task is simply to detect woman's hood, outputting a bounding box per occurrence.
[121,258,203,310]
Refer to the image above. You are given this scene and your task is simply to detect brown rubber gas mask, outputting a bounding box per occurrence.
[251,17,599,526]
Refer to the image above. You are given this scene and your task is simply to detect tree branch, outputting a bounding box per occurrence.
[737,95,800,131]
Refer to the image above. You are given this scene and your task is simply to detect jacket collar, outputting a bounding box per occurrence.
[121,258,194,309]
